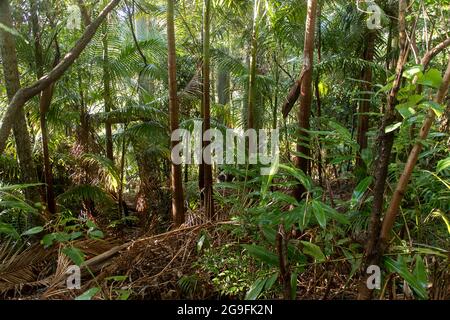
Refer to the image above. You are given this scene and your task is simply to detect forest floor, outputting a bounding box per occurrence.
[1,179,364,300]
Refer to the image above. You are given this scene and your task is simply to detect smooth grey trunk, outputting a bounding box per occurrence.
[0,0,39,202]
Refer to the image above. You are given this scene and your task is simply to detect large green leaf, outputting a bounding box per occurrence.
[417,69,443,88]
[384,256,428,300]
[245,278,266,300]
[0,222,19,239]
[242,244,279,266]
[75,287,100,300]
[421,101,444,117]
[21,226,44,236]
[351,177,373,208]
[437,157,450,173]
[301,241,326,262]
[311,200,326,229]
[63,247,86,266]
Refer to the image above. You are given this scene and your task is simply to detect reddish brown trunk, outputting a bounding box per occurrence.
[356,31,376,170]
[202,0,214,219]
[358,0,408,300]
[167,0,185,227]
[294,0,317,200]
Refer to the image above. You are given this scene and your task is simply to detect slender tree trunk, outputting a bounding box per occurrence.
[217,66,230,107]
[103,22,114,162]
[382,58,450,246]
[272,53,279,130]
[293,0,317,200]
[314,4,323,187]
[30,0,57,214]
[0,0,39,203]
[356,31,376,170]
[247,0,260,130]
[358,0,409,300]
[202,0,215,219]
[167,0,185,227]
[118,127,127,219]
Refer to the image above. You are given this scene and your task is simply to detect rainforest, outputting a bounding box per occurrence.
[0,0,449,301]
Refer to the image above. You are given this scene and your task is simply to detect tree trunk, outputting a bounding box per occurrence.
[30,0,57,214]
[293,0,317,200]
[167,0,185,227]
[358,0,408,300]
[314,4,323,187]
[202,0,215,219]
[356,31,376,170]
[247,0,260,130]
[217,67,230,107]
[0,0,39,203]
[103,22,114,162]
[382,58,450,248]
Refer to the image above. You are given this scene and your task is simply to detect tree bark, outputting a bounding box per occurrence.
[247,0,260,130]
[102,22,114,162]
[167,0,185,227]
[293,0,317,200]
[30,0,57,214]
[0,0,121,154]
[381,58,450,245]
[358,0,409,300]
[356,31,376,170]
[0,0,39,202]
[202,0,215,219]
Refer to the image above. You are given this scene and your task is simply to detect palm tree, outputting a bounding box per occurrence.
[167,0,185,227]
[202,0,215,219]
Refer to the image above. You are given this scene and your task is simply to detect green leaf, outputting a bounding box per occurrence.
[245,278,266,300]
[242,244,279,266]
[396,103,416,119]
[75,287,100,300]
[384,256,428,300]
[62,247,85,266]
[21,226,44,236]
[271,191,298,206]
[105,275,128,282]
[0,22,29,44]
[311,200,326,229]
[290,201,310,231]
[301,241,326,262]
[329,155,353,165]
[264,272,279,291]
[351,177,373,208]
[41,233,56,247]
[421,101,444,117]
[403,66,423,80]
[279,164,312,192]
[413,255,427,288]
[86,220,97,229]
[322,203,350,225]
[290,272,298,299]
[70,231,83,240]
[197,234,206,253]
[0,222,20,239]
[88,230,104,239]
[417,69,443,88]
[54,232,71,243]
[437,157,450,173]
[385,122,402,133]
[115,289,131,300]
